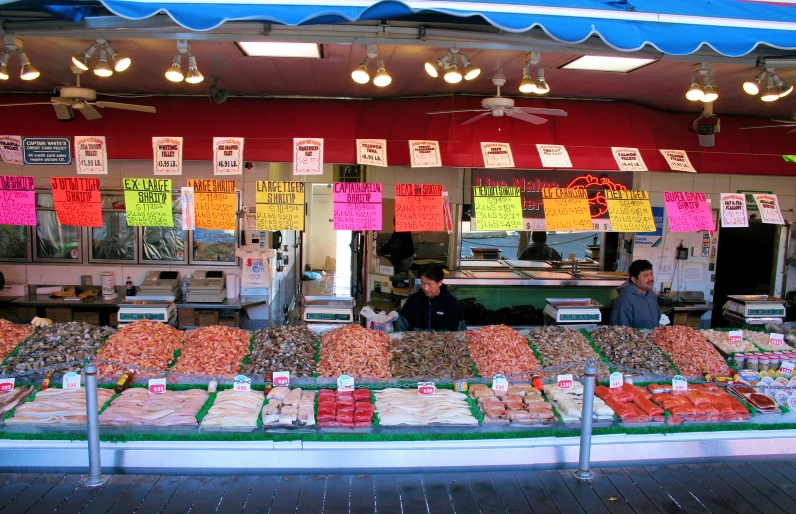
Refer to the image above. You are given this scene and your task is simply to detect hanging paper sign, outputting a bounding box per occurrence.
[611,147,647,171]
[256,181,305,231]
[442,191,453,234]
[333,182,382,231]
[153,137,183,175]
[148,378,167,394]
[609,372,623,389]
[541,188,593,231]
[728,330,743,343]
[753,194,785,225]
[356,139,387,167]
[536,144,572,168]
[74,136,108,175]
[63,371,81,390]
[0,136,23,164]
[394,183,445,232]
[557,374,573,390]
[603,190,656,232]
[408,140,441,168]
[0,175,36,226]
[769,333,785,347]
[180,187,195,230]
[480,142,515,168]
[123,178,174,227]
[273,371,290,387]
[22,137,71,165]
[491,374,509,393]
[187,179,237,230]
[663,192,715,232]
[472,186,523,231]
[212,137,244,175]
[672,375,688,392]
[660,150,696,173]
[337,374,354,392]
[50,177,102,227]
[293,138,323,175]
[720,193,749,228]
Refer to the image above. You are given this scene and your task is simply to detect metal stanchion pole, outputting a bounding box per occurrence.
[573,358,597,481]
[83,363,108,488]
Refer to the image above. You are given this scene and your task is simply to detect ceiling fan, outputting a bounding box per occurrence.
[740,115,796,133]
[0,68,156,121]
[427,78,567,125]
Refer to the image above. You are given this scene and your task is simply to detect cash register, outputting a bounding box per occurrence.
[136,270,180,299]
[186,270,227,303]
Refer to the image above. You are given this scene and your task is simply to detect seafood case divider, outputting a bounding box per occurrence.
[304,296,355,323]
[117,301,176,326]
[723,295,786,326]
[186,270,226,303]
[543,298,602,324]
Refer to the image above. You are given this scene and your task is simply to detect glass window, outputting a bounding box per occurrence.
[0,225,29,260]
[92,212,135,261]
[192,228,236,263]
[36,210,82,260]
[142,213,185,262]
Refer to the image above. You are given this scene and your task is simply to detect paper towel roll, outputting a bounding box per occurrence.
[226,274,238,299]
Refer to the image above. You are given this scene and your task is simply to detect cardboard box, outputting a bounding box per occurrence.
[0,282,27,297]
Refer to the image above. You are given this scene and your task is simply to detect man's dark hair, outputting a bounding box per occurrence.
[531,231,547,243]
[629,259,653,280]
[420,263,445,282]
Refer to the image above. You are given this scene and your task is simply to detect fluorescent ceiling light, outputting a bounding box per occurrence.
[562,55,655,73]
[237,42,321,58]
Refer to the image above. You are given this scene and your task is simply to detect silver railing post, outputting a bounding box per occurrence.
[83,364,107,487]
[573,358,597,481]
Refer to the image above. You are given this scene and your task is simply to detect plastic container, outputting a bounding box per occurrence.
[733,354,745,368]
[747,356,759,371]
[759,357,770,371]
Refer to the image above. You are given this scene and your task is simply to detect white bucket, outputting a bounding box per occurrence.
[101,272,115,296]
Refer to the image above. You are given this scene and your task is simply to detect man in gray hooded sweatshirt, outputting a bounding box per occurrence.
[610,259,660,329]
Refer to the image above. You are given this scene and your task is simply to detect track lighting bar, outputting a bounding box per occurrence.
[1,36,39,81]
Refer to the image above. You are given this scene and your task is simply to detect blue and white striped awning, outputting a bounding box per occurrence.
[97,0,796,57]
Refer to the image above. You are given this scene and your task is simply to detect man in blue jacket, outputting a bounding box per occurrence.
[609,259,661,329]
[396,264,466,331]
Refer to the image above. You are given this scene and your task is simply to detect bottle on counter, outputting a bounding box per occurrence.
[180,277,190,302]
[126,277,135,297]
[114,370,135,393]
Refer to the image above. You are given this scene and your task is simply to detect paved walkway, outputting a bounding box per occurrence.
[1,461,795,513]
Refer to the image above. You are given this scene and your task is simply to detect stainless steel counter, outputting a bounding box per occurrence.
[418,270,627,287]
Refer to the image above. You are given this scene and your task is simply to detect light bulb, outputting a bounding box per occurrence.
[373,61,391,87]
[185,55,203,84]
[701,85,718,103]
[535,68,550,94]
[165,55,184,82]
[424,61,439,78]
[112,53,131,72]
[71,44,96,71]
[19,53,39,81]
[778,83,793,98]
[444,63,462,84]
[686,82,704,101]
[463,63,480,81]
[351,63,369,84]
[761,85,780,102]
[519,72,536,94]
[743,71,765,95]
[0,53,9,80]
[93,50,113,77]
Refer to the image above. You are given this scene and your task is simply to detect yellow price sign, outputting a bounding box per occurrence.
[604,190,656,232]
[541,188,592,231]
[255,181,305,231]
[472,186,523,231]
[188,179,237,230]
[123,178,173,227]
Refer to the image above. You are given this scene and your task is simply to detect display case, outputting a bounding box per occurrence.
[0,224,30,262]
[33,193,83,263]
[89,193,136,264]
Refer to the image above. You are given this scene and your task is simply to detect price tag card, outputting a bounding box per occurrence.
[417,381,436,396]
[273,371,290,387]
[491,374,509,393]
[0,377,15,392]
[148,377,167,394]
[233,374,252,392]
[779,361,794,377]
[337,374,355,392]
[672,375,688,392]
[557,374,573,390]
[769,333,785,347]
[729,330,743,343]
[738,369,759,383]
[609,372,623,389]
[63,371,81,390]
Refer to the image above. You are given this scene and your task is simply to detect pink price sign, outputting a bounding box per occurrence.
[663,191,715,232]
[0,176,36,226]
[332,182,383,231]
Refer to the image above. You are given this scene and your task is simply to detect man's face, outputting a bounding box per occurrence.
[420,277,442,298]
[632,269,655,293]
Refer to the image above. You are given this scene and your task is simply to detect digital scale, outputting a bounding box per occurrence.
[543,298,603,324]
[187,270,226,303]
[723,295,786,326]
[303,296,355,323]
[136,270,180,299]
[117,301,177,326]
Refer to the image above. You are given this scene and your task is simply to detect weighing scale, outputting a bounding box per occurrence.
[186,270,226,303]
[303,296,355,323]
[117,301,177,326]
[543,298,603,324]
[723,295,786,326]
[136,270,180,299]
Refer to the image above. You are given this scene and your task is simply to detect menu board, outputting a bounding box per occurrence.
[256,181,305,231]
[541,188,593,231]
[74,136,108,175]
[604,190,656,232]
[0,175,36,226]
[472,186,523,230]
[50,176,101,227]
[333,182,382,230]
[753,193,785,224]
[394,183,444,232]
[356,139,388,167]
[663,191,715,232]
[187,179,237,230]
[123,178,174,227]
[720,193,748,227]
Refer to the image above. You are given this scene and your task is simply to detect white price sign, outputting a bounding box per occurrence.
[609,372,623,389]
[233,374,251,392]
[779,361,794,377]
[63,371,81,390]
[491,374,509,393]
[557,374,573,390]
[672,375,688,392]
[148,377,166,394]
[728,330,743,343]
[417,381,436,396]
[273,371,290,387]
[337,374,355,392]
[0,377,15,392]
[769,333,785,347]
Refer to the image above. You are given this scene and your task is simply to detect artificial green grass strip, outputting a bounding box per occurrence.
[2,386,39,421]
[527,336,545,367]
[99,392,120,415]
[195,392,216,424]
[166,347,182,368]
[580,329,614,373]
[370,390,379,427]
[465,394,484,424]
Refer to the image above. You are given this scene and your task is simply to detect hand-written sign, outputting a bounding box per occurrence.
[356,139,387,167]
[256,181,305,231]
[123,178,174,227]
[187,179,237,230]
[663,191,714,232]
[611,147,648,171]
[0,136,23,164]
[660,150,696,173]
[153,137,183,175]
[333,182,382,231]
[541,188,593,230]
[537,144,572,168]
[0,175,36,226]
[472,186,523,230]
[480,142,515,168]
[293,138,324,175]
[720,193,748,227]
[394,183,445,232]
[74,136,108,175]
[50,176,102,227]
[604,190,656,232]
[213,137,244,175]
[408,140,441,168]
[753,194,785,225]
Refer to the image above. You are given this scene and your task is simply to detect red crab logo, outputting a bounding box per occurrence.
[565,174,628,217]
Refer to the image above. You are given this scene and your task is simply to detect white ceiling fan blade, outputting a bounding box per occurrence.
[80,105,103,120]
[506,109,547,125]
[94,101,156,113]
[514,107,568,117]
[0,102,55,107]
[769,119,796,123]
[427,109,489,115]
[788,127,796,134]
[739,125,796,130]
[51,97,78,105]
[461,112,493,125]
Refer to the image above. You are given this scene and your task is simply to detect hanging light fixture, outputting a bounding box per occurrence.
[165,54,184,82]
[519,52,550,95]
[70,39,130,76]
[93,49,114,77]
[351,45,391,87]
[519,66,536,94]
[373,59,392,87]
[701,76,718,103]
[185,55,204,84]
[444,60,462,84]
[2,36,40,81]
[771,73,793,98]
[164,41,201,84]
[425,48,480,83]
[535,67,550,94]
[0,52,9,81]
[460,54,481,80]
[18,52,39,81]
[71,42,98,71]
[686,78,704,101]
[351,61,370,84]
[686,63,717,102]
[743,70,767,95]
[104,43,131,72]
[761,75,780,102]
